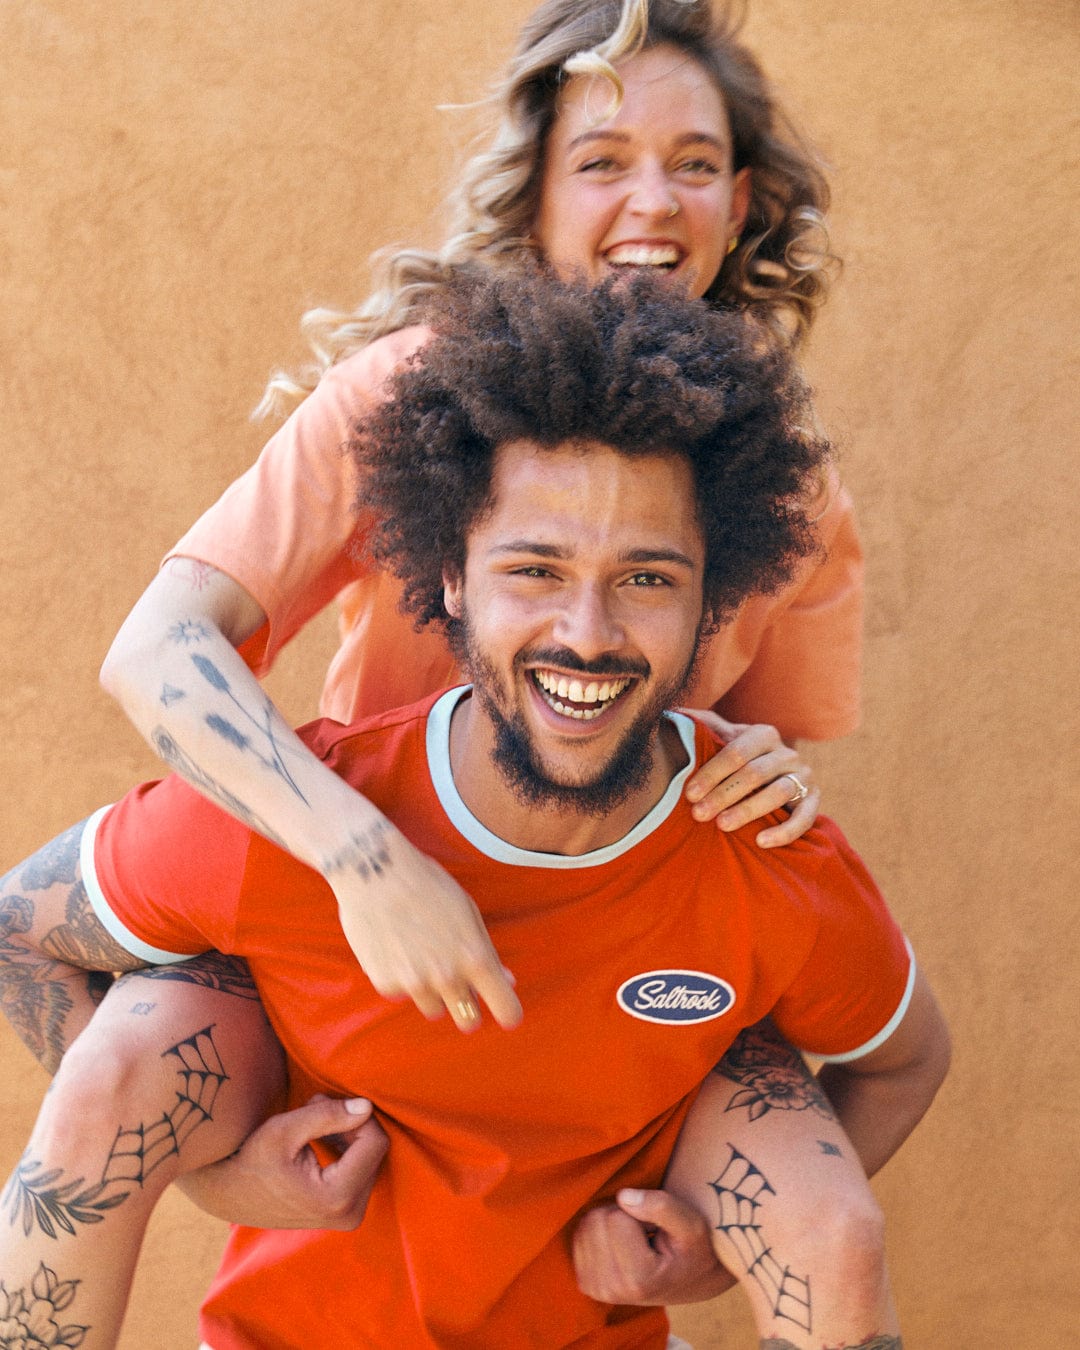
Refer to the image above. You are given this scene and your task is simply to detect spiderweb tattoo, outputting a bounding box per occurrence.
[709,1146,812,1333]
[2,1025,228,1240]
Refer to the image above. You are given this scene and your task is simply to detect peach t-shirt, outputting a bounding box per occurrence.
[168,326,863,740]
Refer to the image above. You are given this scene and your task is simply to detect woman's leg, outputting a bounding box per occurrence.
[0,954,285,1348]
[664,1020,900,1349]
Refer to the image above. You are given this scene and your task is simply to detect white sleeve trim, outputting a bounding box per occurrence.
[79,805,197,965]
[813,937,917,1065]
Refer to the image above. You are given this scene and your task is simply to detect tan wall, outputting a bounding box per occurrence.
[2,1,1077,1345]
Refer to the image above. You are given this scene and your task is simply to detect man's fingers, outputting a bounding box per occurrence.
[271,1094,374,1155]
[573,1203,658,1303]
[615,1188,708,1248]
[324,1117,389,1189]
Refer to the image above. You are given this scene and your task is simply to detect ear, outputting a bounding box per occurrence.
[443,569,463,619]
[729,166,752,237]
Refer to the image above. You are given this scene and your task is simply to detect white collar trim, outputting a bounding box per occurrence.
[425,686,696,868]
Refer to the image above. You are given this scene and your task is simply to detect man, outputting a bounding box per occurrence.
[0,273,948,1349]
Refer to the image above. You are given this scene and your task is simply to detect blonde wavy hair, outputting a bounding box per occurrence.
[258,0,836,417]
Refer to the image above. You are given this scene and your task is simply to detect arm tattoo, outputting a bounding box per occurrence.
[150,727,287,848]
[715,1019,836,1122]
[163,557,214,591]
[190,654,309,806]
[159,683,186,707]
[320,821,392,883]
[166,618,211,645]
[0,1262,89,1347]
[709,1145,811,1334]
[2,1024,228,1240]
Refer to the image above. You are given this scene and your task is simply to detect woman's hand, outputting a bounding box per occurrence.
[326,827,523,1033]
[681,711,820,848]
[176,1095,389,1230]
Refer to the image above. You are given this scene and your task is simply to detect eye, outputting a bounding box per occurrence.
[626,572,670,588]
[576,156,621,175]
[675,156,723,178]
[512,565,555,579]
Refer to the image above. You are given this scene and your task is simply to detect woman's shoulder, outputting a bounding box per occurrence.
[323,325,435,396]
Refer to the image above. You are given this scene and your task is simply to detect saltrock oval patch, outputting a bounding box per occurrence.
[616,970,736,1025]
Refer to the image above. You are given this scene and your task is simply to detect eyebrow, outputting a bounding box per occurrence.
[489,540,697,570]
[565,129,729,154]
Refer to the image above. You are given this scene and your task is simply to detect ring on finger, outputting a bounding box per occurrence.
[783,772,810,804]
[454,998,479,1022]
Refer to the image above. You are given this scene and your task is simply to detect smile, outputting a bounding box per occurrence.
[532,669,633,721]
[604,243,682,271]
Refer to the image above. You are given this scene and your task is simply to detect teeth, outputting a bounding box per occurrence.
[532,670,631,720]
[606,243,680,268]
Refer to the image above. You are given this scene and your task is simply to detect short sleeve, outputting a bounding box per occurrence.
[164,327,432,677]
[769,817,912,1060]
[85,778,254,960]
[715,480,864,740]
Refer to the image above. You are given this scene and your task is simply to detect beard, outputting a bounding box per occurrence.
[459,608,701,818]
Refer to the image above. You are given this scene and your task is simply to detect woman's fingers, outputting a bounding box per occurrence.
[680,717,819,846]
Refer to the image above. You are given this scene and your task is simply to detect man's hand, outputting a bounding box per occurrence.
[572,1188,736,1306]
[176,1094,388,1230]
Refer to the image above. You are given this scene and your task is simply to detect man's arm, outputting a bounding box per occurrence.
[0,818,147,1073]
[814,965,951,1178]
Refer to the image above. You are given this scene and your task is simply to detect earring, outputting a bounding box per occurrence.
[726,235,740,255]
[667,200,680,218]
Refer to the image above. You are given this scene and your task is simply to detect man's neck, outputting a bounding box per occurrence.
[447,692,689,856]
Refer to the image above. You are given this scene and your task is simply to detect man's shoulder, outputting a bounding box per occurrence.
[297,687,448,780]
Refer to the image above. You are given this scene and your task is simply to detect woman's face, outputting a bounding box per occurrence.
[533,43,750,300]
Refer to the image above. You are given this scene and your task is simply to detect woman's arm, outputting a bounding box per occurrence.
[100,562,521,1032]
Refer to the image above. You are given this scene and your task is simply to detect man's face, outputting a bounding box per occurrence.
[444,440,706,815]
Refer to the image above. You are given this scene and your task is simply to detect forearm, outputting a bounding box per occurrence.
[817,967,952,1179]
[817,1054,946,1180]
[100,567,392,875]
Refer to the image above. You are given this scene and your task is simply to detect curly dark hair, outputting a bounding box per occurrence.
[351,269,829,639]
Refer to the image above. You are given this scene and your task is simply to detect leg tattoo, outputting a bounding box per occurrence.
[716,1020,836,1123]
[709,1146,812,1334]
[0,1262,89,1347]
[2,1025,228,1240]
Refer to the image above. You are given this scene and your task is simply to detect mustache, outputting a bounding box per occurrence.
[516,647,651,680]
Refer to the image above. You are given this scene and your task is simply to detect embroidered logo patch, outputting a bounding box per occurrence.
[616,970,736,1025]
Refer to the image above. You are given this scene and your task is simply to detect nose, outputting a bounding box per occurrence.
[628,161,677,219]
[552,583,626,661]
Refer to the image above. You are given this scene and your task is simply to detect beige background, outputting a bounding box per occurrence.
[1,0,1077,1345]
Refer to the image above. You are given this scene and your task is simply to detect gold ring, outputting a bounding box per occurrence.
[455,999,479,1022]
[784,773,810,804]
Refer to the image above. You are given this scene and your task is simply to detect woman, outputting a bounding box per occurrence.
[0,3,897,1347]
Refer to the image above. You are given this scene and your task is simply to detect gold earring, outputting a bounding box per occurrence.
[726,235,740,255]
[667,200,680,218]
